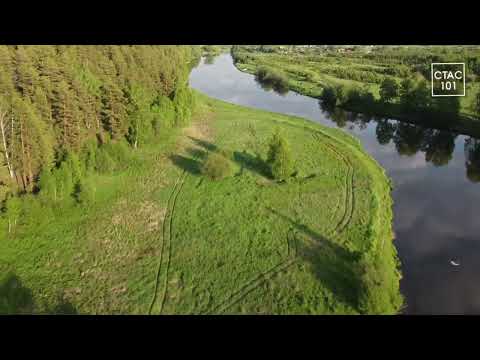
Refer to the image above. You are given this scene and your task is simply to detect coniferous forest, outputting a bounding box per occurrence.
[0,46,199,202]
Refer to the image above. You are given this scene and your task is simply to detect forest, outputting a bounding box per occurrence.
[0,45,200,207]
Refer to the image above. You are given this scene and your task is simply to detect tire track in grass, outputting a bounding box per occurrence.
[158,170,188,314]
[204,129,353,314]
[311,132,354,234]
[209,259,298,314]
[204,230,298,315]
[148,170,185,315]
[331,146,354,233]
[151,139,204,314]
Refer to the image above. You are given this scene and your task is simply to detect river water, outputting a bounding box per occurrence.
[189,53,480,314]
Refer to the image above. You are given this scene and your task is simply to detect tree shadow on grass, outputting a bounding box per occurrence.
[233,150,270,178]
[186,136,274,179]
[188,136,218,152]
[266,207,362,310]
[0,273,35,314]
[0,272,79,314]
[185,147,208,160]
[48,296,79,315]
[169,154,202,175]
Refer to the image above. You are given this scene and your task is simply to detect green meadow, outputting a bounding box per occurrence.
[0,93,402,315]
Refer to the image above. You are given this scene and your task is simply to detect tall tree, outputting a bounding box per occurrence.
[10,96,52,191]
[379,78,399,103]
[101,81,127,140]
[53,80,82,150]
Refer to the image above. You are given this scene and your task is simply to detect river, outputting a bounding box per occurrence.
[189,53,480,314]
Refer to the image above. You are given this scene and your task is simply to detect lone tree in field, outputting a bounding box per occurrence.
[266,130,293,180]
[380,78,399,103]
[201,152,233,180]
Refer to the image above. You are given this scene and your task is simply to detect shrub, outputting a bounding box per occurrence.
[81,140,98,173]
[201,152,234,180]
[103,141,131,165]
[173,86,195,126]
[3,195,22,227]
[151,95,176,131]
[95,149,116,174]
[38,168,56,201]
[53,163,74,201]
[73,181,95,205]
[266,130,293,180]
[63,152,83,184]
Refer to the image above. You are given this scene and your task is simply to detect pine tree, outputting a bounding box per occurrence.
[0,46,15,99]
[33,86,52,124]
[101,81,127,140]
[10,96,52,191]
[38,167,57,202]
[14,46,40,100]
[53,80,82,150]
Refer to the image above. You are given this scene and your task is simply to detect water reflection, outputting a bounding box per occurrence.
[319,104,468,171]
[375,119,396,145]
[204,54,216,65]
[465,138,480,182]
[254,74,289,96]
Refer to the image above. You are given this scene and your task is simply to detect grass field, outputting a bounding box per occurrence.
[0,92,402,314]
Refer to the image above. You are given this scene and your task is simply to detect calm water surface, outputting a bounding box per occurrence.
[189,54,480,314]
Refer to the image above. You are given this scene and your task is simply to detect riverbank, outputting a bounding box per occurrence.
[0,92,402,314]
[231,48,480,138]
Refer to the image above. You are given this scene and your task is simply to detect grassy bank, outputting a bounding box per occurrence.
[0,92,402,314]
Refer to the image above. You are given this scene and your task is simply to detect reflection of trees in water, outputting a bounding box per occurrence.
[319,101,348,128]
[189,56,201,70]
[204,54,216,65]
[321,100,459,167]
[393,124,457,166]
[465,137,480,183]
[423,130,456,167]
[254,75,289,96]
[354,112,372,130]
[393,123,427,156]
[375,119,397,145]
[319,101,374,130]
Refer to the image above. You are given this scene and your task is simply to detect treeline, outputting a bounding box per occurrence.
[321,74,463,121]
[0,45,200,201]
[363,46,480,81]
[321,66,397,85]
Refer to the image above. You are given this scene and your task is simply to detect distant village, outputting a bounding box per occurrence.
[250,45,377,54]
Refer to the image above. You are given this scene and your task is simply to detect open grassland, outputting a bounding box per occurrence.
[0,93,402,314]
